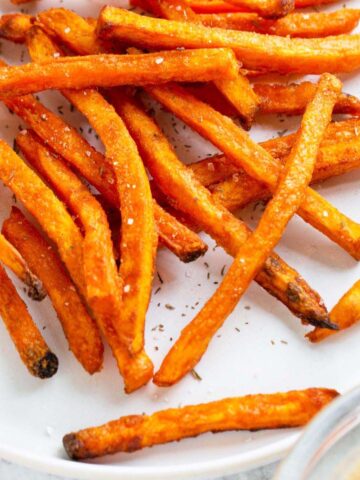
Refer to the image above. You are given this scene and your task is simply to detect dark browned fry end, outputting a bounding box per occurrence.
[63,433,87,460]
[180,245,207,263]
[260,257,334,330]
[24,271,47,301]
[31,351,59,378]
[268,0,294,18]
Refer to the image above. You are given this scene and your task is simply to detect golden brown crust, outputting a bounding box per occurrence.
[63,388,339,459]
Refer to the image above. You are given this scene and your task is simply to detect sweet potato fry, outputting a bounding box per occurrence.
[63,388,338,459]
[213,0,294,17]
[165,0,338,13]
[15,126,154,391]
[113,88,332,329]
[198,10,360,37]
[307,280,360,342]
[2,207,103,374]
[255,82,360,116]
[0,48,239,98]
[0,232,44,300]
[98,7,360,74]
[2,88,205,263]
[27,27,158,355]
[0,14,33,43]
[154,74,339,386]
[146,83,360,260]
[0,264,58,378]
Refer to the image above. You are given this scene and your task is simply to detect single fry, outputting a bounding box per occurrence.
[0,264,58,378]
[166,0,338,13]
[197,10,360,37]
[255,82,360,116]
[146,83,360,260]
[0,14,33,43]
[154,74,339,386]
[0,232,44,300]
[2,207,103,374]
[113,88,332,329]
[63,388,338,459]
[307,280,360,342]
[2,89,205,263]
[0,48,239,98]
[98,7,360,74]
[210,0,294,17]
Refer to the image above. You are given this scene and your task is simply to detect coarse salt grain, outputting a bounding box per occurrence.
[124,284,131,293]
[127,218,134,225]
[155,57,164,65]
[207,162,215,171]
[64,27,71,34]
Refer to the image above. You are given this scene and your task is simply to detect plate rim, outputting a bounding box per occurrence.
[0,431,299,479]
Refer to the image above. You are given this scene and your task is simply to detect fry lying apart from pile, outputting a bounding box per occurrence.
[0,0,359,460]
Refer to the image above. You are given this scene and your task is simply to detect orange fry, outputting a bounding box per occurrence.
[146,83,360,260]
[154,74,340,386]
[0,48,238,98]
[0,264,58,378]
[2,207,103,374]
[26,26,158,356]
[113,89,332,329]
[170,0,338,12]
[0,14,33,43]
[255,82,360,116]
[98,7,360,74]
[63,388,338,459]
[307,280,360,342]
[0,232,44,300]
[212,0,294,17]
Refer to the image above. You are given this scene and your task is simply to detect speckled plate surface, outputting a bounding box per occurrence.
[0,0,359,478]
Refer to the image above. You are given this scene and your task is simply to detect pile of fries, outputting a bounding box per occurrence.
[0,0,359,461]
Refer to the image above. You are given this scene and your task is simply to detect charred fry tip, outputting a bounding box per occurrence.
[63,433,85,460]
[24,271,47,301]
[179,246,208,263]
[308,315,340,331]
[32,351,59,378]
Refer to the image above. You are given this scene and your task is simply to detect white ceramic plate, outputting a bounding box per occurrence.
[0,0,360,478]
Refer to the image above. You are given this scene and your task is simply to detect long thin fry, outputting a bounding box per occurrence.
[113,88,332,329]
[2,207,102,374]
[27,26,158,355]
[157,0,339,13]
[0,232,44,300]
[0,48,239,98]
[146,83,360,260]
[0,14,33,43]
[0,264,58,378]
[154,74,340,386]
[98,7,360,74]
[63,388,338,459]
[206,0,294,17]
[307,280,360,342]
